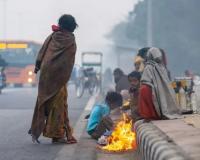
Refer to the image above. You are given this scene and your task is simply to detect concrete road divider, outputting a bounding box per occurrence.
[134,120,191,160]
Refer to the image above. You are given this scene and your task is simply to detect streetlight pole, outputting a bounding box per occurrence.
[3,0,7,40]
[147,0,153,46]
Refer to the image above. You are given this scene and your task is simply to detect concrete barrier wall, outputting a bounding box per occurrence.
[134,120,191,160]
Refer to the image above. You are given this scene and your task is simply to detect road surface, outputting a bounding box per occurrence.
[0,86,90,160]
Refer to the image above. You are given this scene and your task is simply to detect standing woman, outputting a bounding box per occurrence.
[30,14,78,144]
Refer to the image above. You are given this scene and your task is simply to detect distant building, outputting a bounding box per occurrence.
[107,37,140,74]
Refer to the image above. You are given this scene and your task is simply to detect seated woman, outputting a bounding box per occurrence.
[138,47,180,120]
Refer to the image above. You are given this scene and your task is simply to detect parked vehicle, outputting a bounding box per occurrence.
[75,52,103,98]
[76,67,99,98]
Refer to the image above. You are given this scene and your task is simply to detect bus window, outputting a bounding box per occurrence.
[0,41,41,86]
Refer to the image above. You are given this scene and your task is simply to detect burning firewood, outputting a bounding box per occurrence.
[99,113,137,152]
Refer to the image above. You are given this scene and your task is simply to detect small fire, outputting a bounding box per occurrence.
[102,113,137,152]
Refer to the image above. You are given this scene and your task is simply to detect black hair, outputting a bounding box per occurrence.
[113,68,124,76]
[105,91,122,107]
[137,47,151,59]
[128,71,141,81]
[58,14,78,32]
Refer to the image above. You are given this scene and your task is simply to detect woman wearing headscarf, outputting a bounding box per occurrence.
[29,14,78,144]
[134,47,150,72]
[138,47,180,120]
[134,47,170,78]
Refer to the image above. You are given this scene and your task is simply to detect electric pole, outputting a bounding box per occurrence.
[3,0,7,40]
[147,0,153,46]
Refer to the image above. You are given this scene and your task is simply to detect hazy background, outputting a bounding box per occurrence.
[109,0,200,76]
[1,0,200,76]
[0,0,139,65]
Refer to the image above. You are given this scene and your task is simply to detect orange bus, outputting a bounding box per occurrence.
[0,41,41,87]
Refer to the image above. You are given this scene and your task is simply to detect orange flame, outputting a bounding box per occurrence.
[102,113,137,152]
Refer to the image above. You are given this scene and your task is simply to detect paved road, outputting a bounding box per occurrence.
[0,86,90,160]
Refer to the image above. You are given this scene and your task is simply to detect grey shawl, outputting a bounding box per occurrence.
[141,47,180,119]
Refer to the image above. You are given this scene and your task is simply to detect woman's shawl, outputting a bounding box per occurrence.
[30,30,76,139]
[141,47,180,119]
[36,30,76,107]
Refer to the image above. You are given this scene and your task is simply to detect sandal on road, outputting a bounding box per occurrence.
[52,138,67,144]
[66,136,77,144]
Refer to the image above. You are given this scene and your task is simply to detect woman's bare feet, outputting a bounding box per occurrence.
[32,135,40,144]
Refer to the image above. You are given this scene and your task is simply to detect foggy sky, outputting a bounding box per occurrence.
[0,0,138,63]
